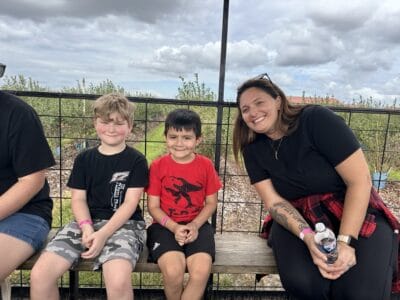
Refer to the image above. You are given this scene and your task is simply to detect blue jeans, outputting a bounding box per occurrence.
[0,213,49,251]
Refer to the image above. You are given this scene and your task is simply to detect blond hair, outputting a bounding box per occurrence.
[93,93,134,127]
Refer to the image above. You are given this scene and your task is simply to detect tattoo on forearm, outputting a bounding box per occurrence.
[270,202,309,232]
[270,208,289,229]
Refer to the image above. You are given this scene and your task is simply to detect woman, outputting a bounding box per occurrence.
[232,73,399,299]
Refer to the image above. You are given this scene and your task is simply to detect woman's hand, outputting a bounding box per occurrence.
[303,234,356,280]
[330,242,357,277]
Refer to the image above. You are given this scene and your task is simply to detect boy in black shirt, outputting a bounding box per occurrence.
[31,93,148,300]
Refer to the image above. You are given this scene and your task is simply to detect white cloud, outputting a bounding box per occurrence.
[0,0,399,103]
[306,0,378,32]
[383,76,400,95]
[0,0,187,22]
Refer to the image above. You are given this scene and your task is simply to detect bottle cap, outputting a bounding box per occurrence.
[315,222,326,232]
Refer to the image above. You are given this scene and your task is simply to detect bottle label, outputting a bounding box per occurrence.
[319,238,338,264]
[320,238,336,253]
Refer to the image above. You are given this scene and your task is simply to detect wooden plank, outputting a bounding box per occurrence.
[1,277,11,300]
[212,233,277,274]
[18,230,277,274]
[72,246,161,272]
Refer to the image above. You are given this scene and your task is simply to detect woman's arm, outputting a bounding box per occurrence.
[254,179,310,237]
[253,178,338,277]
[0,170,46,220]
[335,148,371,238]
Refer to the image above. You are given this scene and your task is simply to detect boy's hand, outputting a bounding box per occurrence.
[173,224,189,246]
[81,224,94,249]
[81,230,108,259]
[185,222,199,244]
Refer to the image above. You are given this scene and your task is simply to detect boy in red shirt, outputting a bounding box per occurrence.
[146,109,222,300]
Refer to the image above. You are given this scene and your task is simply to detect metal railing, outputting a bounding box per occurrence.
[4,90,400,296]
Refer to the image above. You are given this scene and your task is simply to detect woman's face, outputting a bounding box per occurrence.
[239,87,281,139]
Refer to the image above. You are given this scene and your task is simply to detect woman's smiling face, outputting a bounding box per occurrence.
[239,87,282,139]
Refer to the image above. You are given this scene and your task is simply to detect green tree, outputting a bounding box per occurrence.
[176,73,216,101]
[175,74,219,159]
[61,78,125,95]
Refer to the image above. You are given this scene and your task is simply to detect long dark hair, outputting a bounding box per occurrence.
[232,76,305,163]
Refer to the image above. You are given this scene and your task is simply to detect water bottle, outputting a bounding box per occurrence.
[314,222,338,264]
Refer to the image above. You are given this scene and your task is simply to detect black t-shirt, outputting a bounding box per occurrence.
[243,105,360,200]
[0,91,55,226]
[67,146,149,220]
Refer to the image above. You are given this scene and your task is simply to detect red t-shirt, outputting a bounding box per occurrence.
[146,154,222,223]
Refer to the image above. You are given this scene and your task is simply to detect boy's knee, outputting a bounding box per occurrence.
[189,264,211,282]
[106,278,132,294]
[162,265,185,283]
[30,266,45,285]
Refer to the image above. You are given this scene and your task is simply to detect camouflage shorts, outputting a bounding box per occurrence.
[45,219,145,270]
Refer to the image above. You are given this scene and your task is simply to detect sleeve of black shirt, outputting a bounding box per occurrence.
[306,106,360,167]
[10,102,55,177]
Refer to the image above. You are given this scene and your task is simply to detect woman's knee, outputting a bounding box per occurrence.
[281,271,329,300]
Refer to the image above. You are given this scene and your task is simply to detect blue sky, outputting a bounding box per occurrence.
[1,0,400,103]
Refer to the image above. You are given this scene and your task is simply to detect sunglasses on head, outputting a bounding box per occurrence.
[254,72,273,83]
[253,72,280,96]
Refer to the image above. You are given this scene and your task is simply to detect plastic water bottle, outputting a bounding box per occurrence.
[314,222,338,264]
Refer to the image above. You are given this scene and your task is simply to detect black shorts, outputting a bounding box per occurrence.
[146,222,215,263]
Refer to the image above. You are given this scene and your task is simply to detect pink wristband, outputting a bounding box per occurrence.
[78,219,93,228]
[299,227,314,240]
[160,216,170,227]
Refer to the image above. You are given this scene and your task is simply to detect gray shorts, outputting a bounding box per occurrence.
[45,219,145,270]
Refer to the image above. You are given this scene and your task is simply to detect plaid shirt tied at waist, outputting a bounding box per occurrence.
[260,188,400,293]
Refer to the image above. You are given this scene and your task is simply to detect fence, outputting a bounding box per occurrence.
[4,90,400,297]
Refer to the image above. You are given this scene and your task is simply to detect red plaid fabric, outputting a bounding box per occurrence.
[260,189,400,292]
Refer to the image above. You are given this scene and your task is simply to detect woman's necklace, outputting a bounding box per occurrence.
[270,137,284,160]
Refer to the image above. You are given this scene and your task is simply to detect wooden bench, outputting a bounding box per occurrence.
[2,230,277,299]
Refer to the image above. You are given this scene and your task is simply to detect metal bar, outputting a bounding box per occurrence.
[212,0,229,228]
[69,270,79,300]
[208,0,230,296]
[2,89,400,114]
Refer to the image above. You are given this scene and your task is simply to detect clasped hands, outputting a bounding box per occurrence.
[80,226,108,259]
[304,234,357,280]
[174,222,199,246]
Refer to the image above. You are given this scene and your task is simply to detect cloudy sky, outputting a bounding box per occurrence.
[1,0,400,103]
